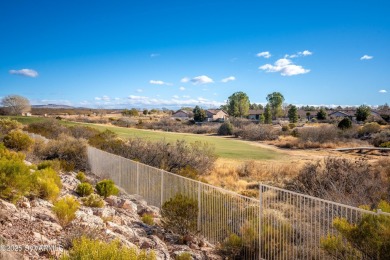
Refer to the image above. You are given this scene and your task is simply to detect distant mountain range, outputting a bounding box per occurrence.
[32,104,79,109]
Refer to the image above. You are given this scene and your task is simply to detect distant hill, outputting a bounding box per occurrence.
[32,104,76,109]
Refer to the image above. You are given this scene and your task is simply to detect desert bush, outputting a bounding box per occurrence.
[321,200,390,260]
[95,179,119,198]
[91,131,217,175]
[218,233,243,258]
[338,118,352,129]
[81,194,104,208]
[380,141,390,148]
[27,119,69,138]
[359,122,381,136]
[176,165,199,180]
[53,196,80,227]
[37,159,62,171]
[234,124,279,141]
[281,125,289,132]
[237,161,257,178]
[218,121,234,135]
[76,171,86,182]
[141,213,154,226]
[76,183,94,197]
[371,130,390,147]
[32,167,62,202]
[0,145,32,203]
[3,130,33,151]
[0,118,22,136]
[298,125,339,143]
[285,157,388,206]
[61,236,156,260]
[230,118,253,128]
[38,134,88,171]
[175,252,192,260]
[68,125,100,139]
[161,193,198,237]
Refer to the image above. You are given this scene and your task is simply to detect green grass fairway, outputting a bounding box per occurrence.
[4,116,284,161]
[67,122,284,161]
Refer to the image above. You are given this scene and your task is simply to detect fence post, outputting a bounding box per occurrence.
[197,182,201,232]
[161,170,164,207]
[136,163,139,195]
[259,183,263,260]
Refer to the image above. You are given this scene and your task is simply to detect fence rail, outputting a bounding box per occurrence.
[87,146,388,260]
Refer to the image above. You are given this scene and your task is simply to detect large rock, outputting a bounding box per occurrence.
[105,196,119,207]
[75,210,104,228]
[92,207,116,218]
[118,199,137,212]
[150,235,170,260]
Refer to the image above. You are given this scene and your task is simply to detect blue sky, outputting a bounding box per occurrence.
[1,0,389,109]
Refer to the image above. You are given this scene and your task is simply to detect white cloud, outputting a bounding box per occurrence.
[180,77,190,83]
[300,50,313,56]
[179,86,185,91]
[285,50,313,58]
[149,80,171,85]
[95,96,110,101]
[190,75,214,85]
[94,97,102,101]
[9,68,38,78]
[182,95,190,98]
[360,55,373,60]
[126,95,223,108]
[256,51,271,58]
[150,53,160,58]
[259,58,310,76]
[379,90,387,93]
[136,89,143,93]
[221,76,236,83]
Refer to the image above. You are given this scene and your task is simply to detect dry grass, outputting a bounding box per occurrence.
[205,159,302,193]
[271,135,369,149]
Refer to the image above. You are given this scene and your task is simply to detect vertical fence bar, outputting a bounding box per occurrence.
[197,182,201,232]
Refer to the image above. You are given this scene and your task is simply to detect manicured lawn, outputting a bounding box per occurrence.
[4,116,284,161]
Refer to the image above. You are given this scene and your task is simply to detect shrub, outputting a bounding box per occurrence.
[338,118,352,130]
[234,124,279,141]
[52,196,80,227]
[0,118,22,136]
[37,159,62,171]
[3,130,33,151]
[0,146,32,202]
[68,125,100,139]
[219,233,243,258]
[61,236,156,260]
[32,168,62,202]
[27,119,69,139]
[285,157,388,206]
[371,130,390,147]
[76,183,94,197]
[359,122,381,136]
[298,125,339,143]
[76,171,86,182]
[281,125,289,132]
[95,179,119,198]
[380,141,390,148]
[81,194,104,208]
[321,200,390,259]
[161,193,198,236]
[218,121,234,135]
[141,213,154,226]
[38,134,88,171]
[175,252,192,260]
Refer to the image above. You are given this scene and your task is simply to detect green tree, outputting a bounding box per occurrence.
[122,108,139,117]
[250,103,263,110]
[259,114,265,124]
[264,104,272,124]
[143,109,148,115]
[266,92,285,119]
[355,105,371,122]
[317,108,327,120]
[227,91,250,117]
[288,105,298,123]
[193,105,207,122]
[338,117,352,129]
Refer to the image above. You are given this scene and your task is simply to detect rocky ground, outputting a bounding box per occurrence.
[0,169,222,260]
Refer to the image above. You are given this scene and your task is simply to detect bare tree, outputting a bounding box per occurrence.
[1,95,31,115]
